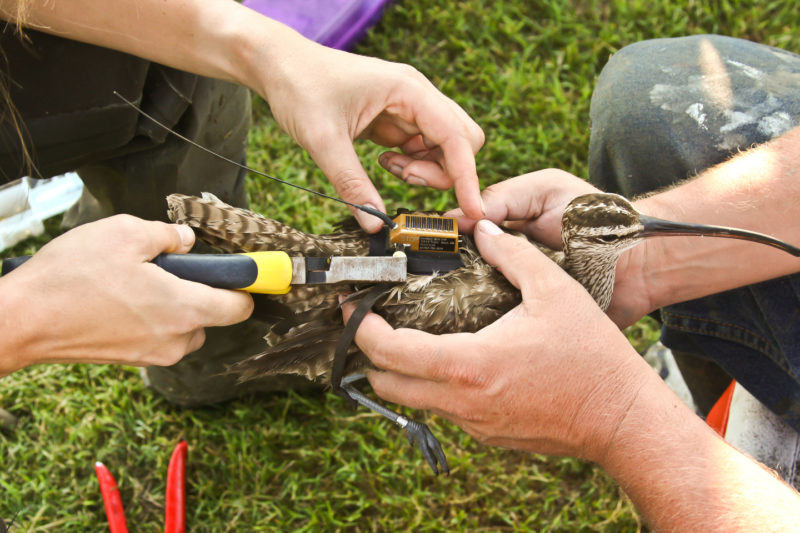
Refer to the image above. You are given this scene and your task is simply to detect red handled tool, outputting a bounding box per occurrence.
[164,441,187,533]
[95,441,188,533]
[94,461,128,533]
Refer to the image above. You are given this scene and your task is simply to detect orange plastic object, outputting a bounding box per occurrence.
[706,380,737,436]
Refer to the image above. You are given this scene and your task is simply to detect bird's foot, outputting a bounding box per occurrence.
[397,417,450,476]
[340,374,449,475]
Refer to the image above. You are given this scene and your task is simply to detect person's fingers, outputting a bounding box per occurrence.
[184,328,207,356]
[399,134,431,155]
[340,301,471,380]
[380,141,482,211]
[403,93,484,219]
[378,152,418,180]
[442,206,464,219]
[443,177,543,233]
[134,328,207,367]
[180,284,254,327]
[115,216,196,260]
[306,131,387,233]
[450,171,600,247]
[389,157,462,190]
[366,369,444,411]
[386,82,484,157]
[437,137,483,219]
[379,141,473,191]
[472,219,563,298]
[171,224,196,253]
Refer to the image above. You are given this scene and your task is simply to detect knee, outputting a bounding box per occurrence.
[591,38,674,127]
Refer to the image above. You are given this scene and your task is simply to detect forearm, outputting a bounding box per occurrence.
[0,276,36,376]
[0,0,302,95]
[628,125,800,311]
[602,367,800,531]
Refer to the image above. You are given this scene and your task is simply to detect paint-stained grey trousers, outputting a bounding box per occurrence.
[588,35,800,432]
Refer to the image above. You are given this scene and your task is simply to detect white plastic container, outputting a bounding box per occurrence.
[0,173,84,251]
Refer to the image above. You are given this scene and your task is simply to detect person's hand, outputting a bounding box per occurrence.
[0,215,253,374]
[254,32,485,232]
[5,2,483,234]
[341,218,652,461]
[448,169,600,251]
[342,217,800,532]
[447,170,652,328]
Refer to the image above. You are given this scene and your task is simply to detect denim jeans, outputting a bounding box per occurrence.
[588,35,800,432]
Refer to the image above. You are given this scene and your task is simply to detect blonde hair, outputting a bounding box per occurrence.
[6,1,31,27]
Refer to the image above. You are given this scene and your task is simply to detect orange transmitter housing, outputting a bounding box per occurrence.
[389,214,459,254]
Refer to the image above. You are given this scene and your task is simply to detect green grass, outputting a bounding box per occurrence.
[2,0,799,530]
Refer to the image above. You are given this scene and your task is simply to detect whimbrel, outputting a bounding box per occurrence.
[167,191,800,474]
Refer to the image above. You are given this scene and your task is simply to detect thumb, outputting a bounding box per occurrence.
[473,219,558,296]
[117,217,195,260]
[308,134,387,233]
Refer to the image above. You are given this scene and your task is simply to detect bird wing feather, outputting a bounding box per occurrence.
[166,194,524,384]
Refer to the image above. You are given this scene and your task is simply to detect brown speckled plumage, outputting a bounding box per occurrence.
[165,189,800,476]
[167,193,521,384]
[169,190,797,388]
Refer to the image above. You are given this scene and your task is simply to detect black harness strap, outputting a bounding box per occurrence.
[331,282,393,407]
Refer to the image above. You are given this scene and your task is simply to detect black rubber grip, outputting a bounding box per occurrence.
[151,253,258,289]
[2,253,259,290]
[1,255,31,276]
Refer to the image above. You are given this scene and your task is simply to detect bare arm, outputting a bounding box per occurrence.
[343,220,800,531]
[0,216,253,375]
[606,367,800,532]
[616,125,800,323]
[446,126,800,327]
[1,0,291,89]
[0,0,485,231]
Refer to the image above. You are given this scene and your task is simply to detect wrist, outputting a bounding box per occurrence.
[186,1,269,87]
[605,239,663,327]
[570,339,655,465]
[595,356,712,478]
[134,0,310,95]
[222,6,319,100]
[625,196,679,313]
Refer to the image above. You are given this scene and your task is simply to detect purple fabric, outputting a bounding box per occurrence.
[242,0,392,50]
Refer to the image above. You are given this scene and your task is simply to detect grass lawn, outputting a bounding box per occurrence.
[2,1,799,530]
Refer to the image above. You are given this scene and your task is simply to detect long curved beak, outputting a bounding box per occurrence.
[638,214,800,257]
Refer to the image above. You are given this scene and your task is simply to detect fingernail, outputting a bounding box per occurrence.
[175,224,195,247]
[389,164,404,176]
[405,175,427,186]
[480,198,487,217]
[476,219,503,235]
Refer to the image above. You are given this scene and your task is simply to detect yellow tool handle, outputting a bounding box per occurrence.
[2,251,295,294]
[151,251,293,294]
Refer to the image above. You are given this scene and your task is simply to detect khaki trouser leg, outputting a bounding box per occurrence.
[64,79,315,405]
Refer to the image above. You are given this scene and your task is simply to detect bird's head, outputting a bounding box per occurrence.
[562,192,800,259]
[561,193,645,261]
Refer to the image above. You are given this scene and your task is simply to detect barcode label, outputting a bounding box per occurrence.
[405,215,454,232]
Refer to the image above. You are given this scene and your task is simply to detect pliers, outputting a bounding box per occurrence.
[94,441,187,533]
[1,251,407,293]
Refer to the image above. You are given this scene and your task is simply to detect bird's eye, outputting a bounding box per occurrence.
[598,235,618,242]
